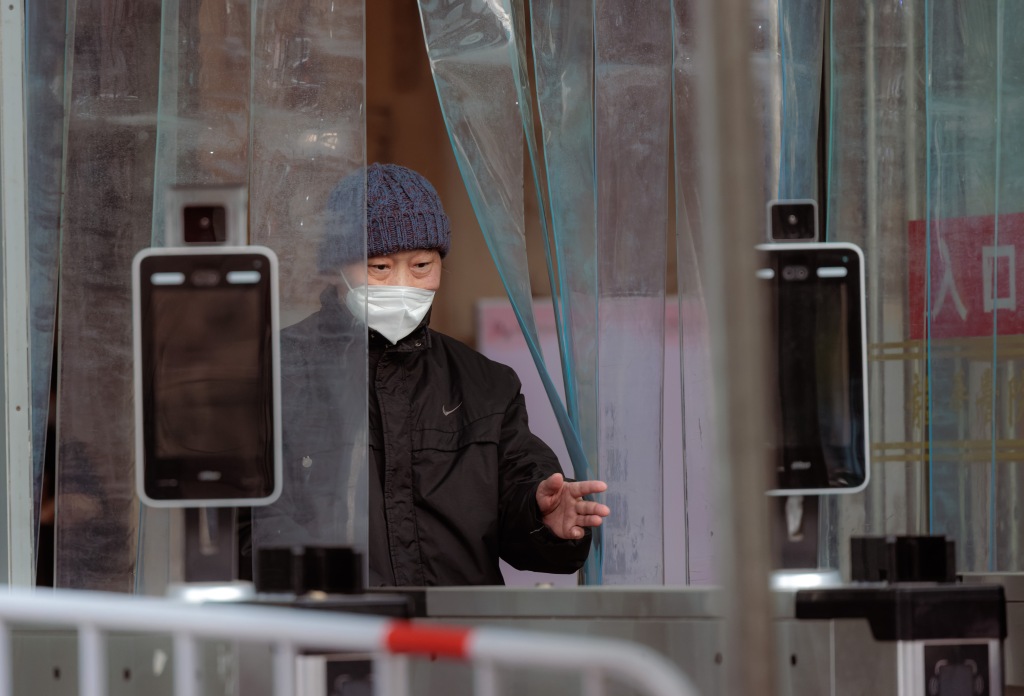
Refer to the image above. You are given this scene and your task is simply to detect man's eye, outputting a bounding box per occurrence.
[370,264,389,271]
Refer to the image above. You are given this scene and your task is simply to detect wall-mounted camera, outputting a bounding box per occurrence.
[165,184,248,247]
[767,198,819,243]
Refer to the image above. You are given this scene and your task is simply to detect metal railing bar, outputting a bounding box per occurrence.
[0,588,696,696]
[78,624,105,696]
[173,632,197,696]
[273,641,295,696]
[472,659,499,696]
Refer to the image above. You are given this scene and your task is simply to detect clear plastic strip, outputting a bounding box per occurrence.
[826,0,927,575]
[528,0,600,583]
[510,0,571,417]
[137,0,256,595]
[593,0,671,585]
[777,0,825,199]
[670,0,719,584]
[247,0,368,574]
[924,0,1000,571]
[528,0,599,491]
[417,1,591,483]
[25,0,68,569]
[53,0,161,590]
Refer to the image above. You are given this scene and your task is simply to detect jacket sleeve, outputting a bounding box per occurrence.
[496,389,592,574]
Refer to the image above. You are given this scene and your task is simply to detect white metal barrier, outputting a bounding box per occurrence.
[0,588,699,696]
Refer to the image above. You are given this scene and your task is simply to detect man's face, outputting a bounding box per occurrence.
[343,249,443,291]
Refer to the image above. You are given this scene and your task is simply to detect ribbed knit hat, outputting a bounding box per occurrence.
[319,163,451,272]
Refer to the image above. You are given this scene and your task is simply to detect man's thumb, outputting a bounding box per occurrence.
[541,473,564,494]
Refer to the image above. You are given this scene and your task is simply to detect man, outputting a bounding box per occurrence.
[261,163,608,586]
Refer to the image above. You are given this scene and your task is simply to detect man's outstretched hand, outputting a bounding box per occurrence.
[536,473,610,540]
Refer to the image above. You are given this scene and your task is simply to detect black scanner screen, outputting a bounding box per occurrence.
[140,254,274,500]
[766,249,866,490]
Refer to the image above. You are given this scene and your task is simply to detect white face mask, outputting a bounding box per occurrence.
[344,283,435,344]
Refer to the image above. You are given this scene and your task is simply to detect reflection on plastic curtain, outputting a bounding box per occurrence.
[54,0,163,590]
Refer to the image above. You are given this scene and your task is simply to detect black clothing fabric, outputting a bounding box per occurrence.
[257,286,590,586]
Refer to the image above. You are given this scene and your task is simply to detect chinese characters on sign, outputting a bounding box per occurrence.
[909,213,1023,340]
[907,214,1024,433]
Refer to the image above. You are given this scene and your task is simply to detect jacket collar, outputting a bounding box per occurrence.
[369,313,432,353]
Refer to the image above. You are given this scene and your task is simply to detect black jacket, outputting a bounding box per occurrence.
[255,286,590,586]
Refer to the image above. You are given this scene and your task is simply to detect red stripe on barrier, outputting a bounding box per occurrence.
[385,621,472,659]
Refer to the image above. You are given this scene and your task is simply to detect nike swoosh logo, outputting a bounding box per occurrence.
[442,402,462,417]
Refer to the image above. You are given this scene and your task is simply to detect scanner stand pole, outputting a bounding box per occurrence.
[183,507,238,583]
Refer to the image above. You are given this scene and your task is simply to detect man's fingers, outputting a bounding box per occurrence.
[537,472,564,496]
[575,500,610,517]
[566,479,608,497]
[568,514,606,538]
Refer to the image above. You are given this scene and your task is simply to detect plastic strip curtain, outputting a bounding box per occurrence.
[528,1,598,525]
[56,0,366,590]
[137,0,256,593]
[825,1,926,573]
[150,0,252,244]
[247,1,368,574]
[777,0,825,200]
[672,0,824,581]
[54,0,163,590]
[671,0,718,585]
[593,0,672,585]
[924,0,1023,572]
[25,0,69,581]
[415,5,591,481]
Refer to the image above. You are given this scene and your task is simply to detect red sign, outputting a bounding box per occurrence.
[908,213,1024,339]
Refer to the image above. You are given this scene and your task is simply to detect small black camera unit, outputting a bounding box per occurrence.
[165,184,247,247]
[767,199,819,243]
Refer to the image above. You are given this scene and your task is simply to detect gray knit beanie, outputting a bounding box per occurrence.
[319,163,451,272]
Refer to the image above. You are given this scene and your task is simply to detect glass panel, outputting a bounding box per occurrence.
[54,0,163,591]
[247,1,368,580]
[25,0,69,579]
[594,0,672,585]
